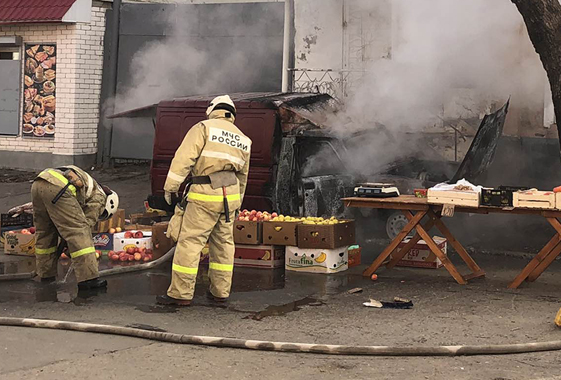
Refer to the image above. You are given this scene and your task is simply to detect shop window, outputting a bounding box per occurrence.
[0,46,21,136]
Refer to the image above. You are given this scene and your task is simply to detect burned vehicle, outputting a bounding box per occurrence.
[110,93,508,238]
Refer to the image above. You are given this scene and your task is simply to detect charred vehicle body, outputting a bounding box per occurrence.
[110,93,508,238]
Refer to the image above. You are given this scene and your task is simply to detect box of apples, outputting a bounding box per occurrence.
[234,210,278,245]
[106,247,154,263]
[3,227,36,256]
[113,230,152,252]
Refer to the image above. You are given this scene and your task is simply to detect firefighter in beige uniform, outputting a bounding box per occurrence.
[157,95,251,306]
[32,165,119,290]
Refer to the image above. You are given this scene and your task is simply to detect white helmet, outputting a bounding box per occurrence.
[206,95,236,117]
[99,187,119,220]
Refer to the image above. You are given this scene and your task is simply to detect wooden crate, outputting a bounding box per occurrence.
[427,190,480,207]
[93,209,125,233]
[513,190,555,210]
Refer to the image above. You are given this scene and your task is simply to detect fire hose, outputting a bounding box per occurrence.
[0,247,176,282]
[0,316,560,356]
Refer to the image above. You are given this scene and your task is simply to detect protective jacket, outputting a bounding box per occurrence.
[164,109,251,212]
[164,109,251,301]
[32,166,106,282]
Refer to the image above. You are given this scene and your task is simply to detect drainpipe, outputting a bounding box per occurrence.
[99,0,121,167]
[281,0,294,93]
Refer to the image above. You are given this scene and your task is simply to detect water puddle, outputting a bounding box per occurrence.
[244,297,324,321]
[135,304,179,314]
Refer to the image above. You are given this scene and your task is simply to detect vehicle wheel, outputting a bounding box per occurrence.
[385,211,411,240]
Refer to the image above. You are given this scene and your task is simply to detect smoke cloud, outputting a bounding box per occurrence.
[304,0,547,179]
[111,3,283,113]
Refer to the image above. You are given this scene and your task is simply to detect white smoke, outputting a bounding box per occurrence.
[304,0,547,178]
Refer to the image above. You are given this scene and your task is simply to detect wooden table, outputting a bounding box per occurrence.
[343,196,561,288]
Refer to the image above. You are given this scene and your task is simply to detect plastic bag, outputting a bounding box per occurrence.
[430,178,482,193]
[166,204,185,243]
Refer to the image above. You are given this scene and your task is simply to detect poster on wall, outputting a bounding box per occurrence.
[22,44,56,138]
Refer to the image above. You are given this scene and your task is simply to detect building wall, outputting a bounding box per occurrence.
[0,1,109,169]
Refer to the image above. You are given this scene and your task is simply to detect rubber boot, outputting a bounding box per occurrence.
[207,290,228,303]
[78,278,107,290]
[156,295,191,306]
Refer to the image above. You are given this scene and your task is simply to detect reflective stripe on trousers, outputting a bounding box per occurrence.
[209,262,233,272]
[35,246,57,255]
[172,263,198,275]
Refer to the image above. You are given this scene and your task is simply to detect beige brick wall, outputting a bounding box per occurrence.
[0,1,108,158]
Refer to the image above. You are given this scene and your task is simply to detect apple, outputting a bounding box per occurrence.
[115,227,122,233]
[127,255,134,262]
[145,249,153,255]
[134,253,142,261]
[250,210,257,216]
[110,254,119,261]
[124,231,134,239]
[109,228,116,234]
[126,247,136,254]
[143,256,150,262]
[108,250,115,257]
[119,251,126,258]
[272,212,278,218]
[119,256,127,262]
[263,215,271,221]
[138,247,146,254]
[8,231,15,234]
[29,227,36,234]
[134,231,144,239]
[20,229,30,235]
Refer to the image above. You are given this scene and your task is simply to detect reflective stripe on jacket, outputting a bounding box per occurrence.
[37,165,107,228]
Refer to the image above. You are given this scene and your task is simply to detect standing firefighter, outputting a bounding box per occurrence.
[157,95,251,306]
[32,165,119,289]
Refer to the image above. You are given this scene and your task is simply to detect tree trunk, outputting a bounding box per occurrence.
[512,0,561,153]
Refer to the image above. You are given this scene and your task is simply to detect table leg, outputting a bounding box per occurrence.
[527,218,561,282]
[413,222,467,285]
[428,209,484,277]
[362,210,427,277]
[386,218,436,269]
[508,219,561,289]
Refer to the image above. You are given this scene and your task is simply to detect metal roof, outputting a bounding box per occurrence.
[0,0,77,24]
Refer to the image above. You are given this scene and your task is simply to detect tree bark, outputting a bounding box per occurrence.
[512,0,561,151]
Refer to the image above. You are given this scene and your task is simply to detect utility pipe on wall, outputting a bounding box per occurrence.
[281,0,294,93]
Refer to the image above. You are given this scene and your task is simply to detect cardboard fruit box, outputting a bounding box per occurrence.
[92,232,114,251]
[233,220,262,245]
[3,230,36,256]
[151,222,175,259]
[113,231,152,252]
[234,244,285,268]
[297,220,355,249]
[262,221,299,246]
[93,209,125,233]
[348,245,361,268]
[285,246,348,274]
[391,236,447,269]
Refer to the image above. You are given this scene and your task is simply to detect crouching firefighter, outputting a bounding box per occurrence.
[31,165,119,290]
[157,95,251,306]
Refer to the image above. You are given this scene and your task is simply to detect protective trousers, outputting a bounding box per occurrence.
[31,179,99,282]
[167,201,235,300]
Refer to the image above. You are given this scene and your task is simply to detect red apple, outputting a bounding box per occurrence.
[111,254,119,261]
[250,210,257,216]
[134,231,144,239]
[124,231,134,239]
[29,227,36,234]
[119,256,127,262]
[272,212,278,218]
[126,247,136,254]
[119,251,126,258]
[145,249,153,255]
[134,253,142,261]
[127,255,134,262]
[143,256,150,262]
